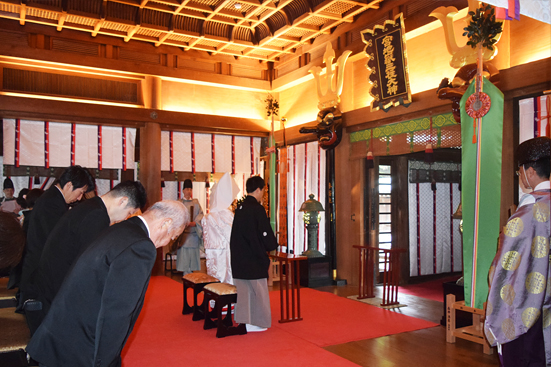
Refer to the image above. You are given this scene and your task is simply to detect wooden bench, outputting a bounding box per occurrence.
[203,283,246,338]
[0,278,17,309]
[0,308,30,366]
[182,273,219,321]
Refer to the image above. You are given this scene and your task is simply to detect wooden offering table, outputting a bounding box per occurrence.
[354,245,406,307]
[269,252,307,323]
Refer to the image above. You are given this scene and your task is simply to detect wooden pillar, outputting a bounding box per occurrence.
[140,122,162,207]
[140,121,163,274]
[395,156,410,285]
[140,75,164,274]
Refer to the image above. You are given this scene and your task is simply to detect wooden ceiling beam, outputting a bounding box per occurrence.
[207,0,232,21]
[124,7,142,42]
[124,25,140,42]
[151,0,181,6]
[249,0,293,28]
[92,19,105,37]
[0,0,382,63]
[267,0,381,61]
[184,37,201,51]
[19,2,26,26]
[174,0,193,14]
[57,12,67,31]
[316,11,354,22]
[92,0,108,37]
[155,30,173,46]
[235,4,265,27]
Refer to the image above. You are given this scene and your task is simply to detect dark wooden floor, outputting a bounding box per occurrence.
[166,271,500,367]
[315,284,500,367]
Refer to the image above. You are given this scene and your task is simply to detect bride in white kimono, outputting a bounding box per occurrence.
[202,172,240,284]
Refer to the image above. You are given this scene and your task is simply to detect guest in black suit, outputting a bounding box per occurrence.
[8,188,44,290]
[28,181,147,330]
[0,211,26,277]
[27,200,189,367]
[19,188,45,235]
[18,165,95,309]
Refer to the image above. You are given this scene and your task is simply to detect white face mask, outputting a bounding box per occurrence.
[522,164,533,192]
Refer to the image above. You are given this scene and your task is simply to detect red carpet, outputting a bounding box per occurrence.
[399,276,460,302]
[271,287,437,347]
[122,276,438,366]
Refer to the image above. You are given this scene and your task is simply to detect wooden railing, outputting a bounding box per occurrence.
[353,246,406,307]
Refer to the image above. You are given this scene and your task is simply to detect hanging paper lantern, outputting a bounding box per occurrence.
[366,151,374,169]
[431,178,437,191]
[424,143,434,163]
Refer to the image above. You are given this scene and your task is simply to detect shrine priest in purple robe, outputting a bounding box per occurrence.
[484,136,550,367]
[202,172,240,284]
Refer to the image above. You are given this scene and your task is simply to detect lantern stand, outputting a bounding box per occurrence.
[297,194,333,287]
[299,194,325,258]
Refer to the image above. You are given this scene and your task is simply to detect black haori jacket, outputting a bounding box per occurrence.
[230,195,278,279]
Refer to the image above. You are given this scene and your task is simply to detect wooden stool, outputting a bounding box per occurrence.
[164,252,176,274]
[203,283,246,338]
[446,294,493,355]
[182,273,219,321]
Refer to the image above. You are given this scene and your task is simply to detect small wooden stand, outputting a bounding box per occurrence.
[446,294,493,355]
[269,252,306,323]
[353,245,405,306]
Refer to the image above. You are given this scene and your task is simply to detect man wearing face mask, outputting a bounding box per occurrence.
[27,200,189,367]
[484,136,550,367]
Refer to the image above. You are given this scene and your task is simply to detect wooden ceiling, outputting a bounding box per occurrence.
[0,0,382,62]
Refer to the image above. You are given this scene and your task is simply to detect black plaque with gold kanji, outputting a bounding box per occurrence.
[361,14,412,111]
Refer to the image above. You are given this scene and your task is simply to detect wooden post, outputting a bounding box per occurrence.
[446,294,456,343]
[269,114,276,233]
[140,76,163,274]
[140,121,162,273]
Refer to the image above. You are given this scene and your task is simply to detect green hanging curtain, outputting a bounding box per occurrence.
[460,77,504,309]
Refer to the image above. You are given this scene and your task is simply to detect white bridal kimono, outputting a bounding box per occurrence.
[202,173,240,284]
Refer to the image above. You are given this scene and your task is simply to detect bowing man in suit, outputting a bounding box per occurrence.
[27,181,147,331]
[18,165,95,308]
[27,200,189,367]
